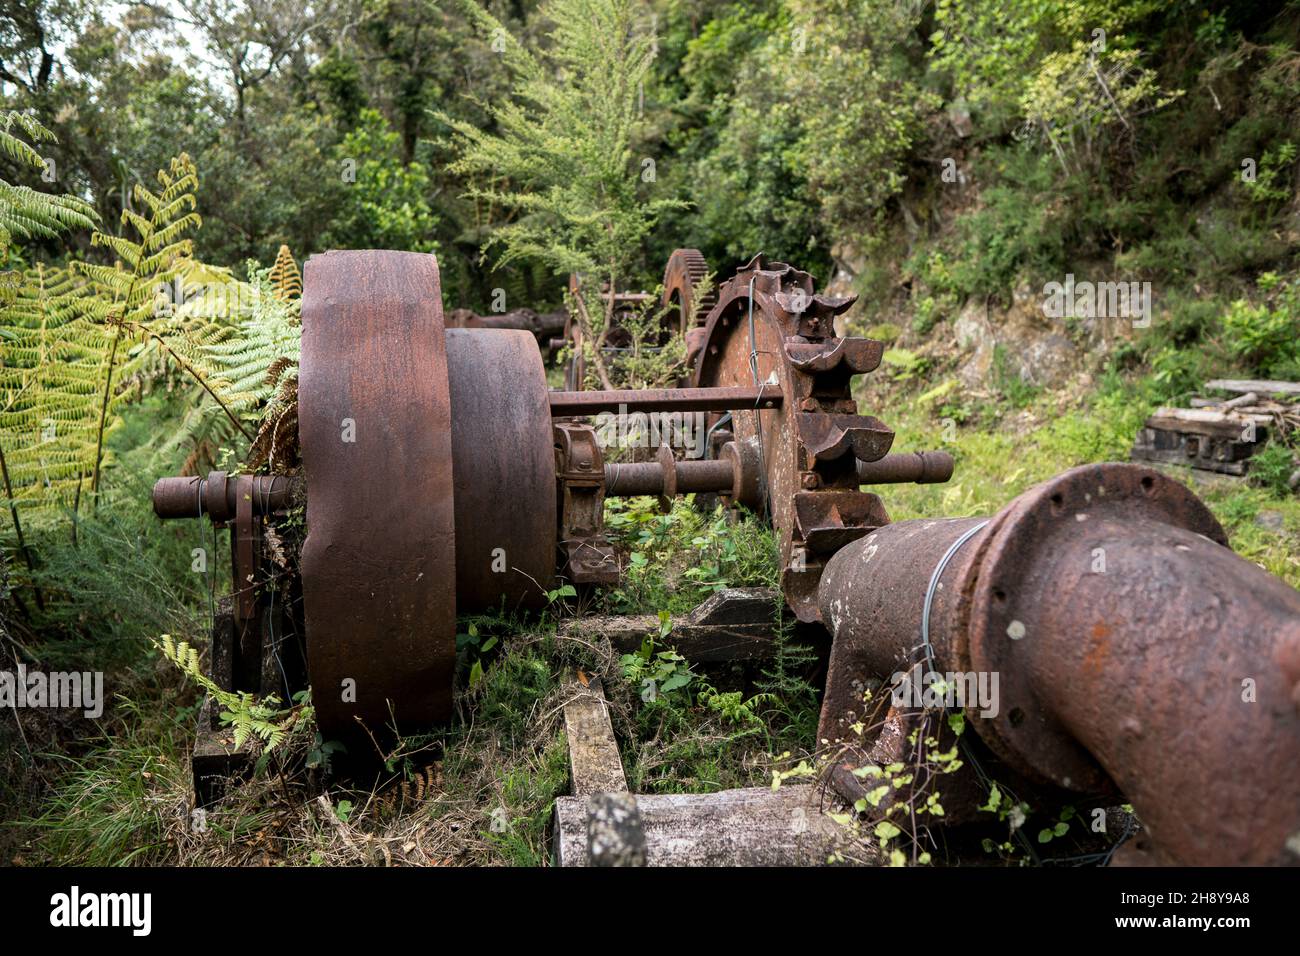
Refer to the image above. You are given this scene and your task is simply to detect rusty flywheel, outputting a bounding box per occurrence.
[299,250,459,743]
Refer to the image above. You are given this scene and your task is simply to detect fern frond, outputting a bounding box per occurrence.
[268,245,302,302]
[0,113,97,259]
[155,633,301,754]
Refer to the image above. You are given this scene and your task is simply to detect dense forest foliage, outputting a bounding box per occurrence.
[4,2,1294,310]
[1,0,1298,866]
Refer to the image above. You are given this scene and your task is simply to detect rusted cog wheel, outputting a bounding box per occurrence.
[300,250,458,744]
[662,248,714,337]
[692,254,893,622]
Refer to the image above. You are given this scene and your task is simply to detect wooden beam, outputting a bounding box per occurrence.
[1146,407,1269,440]
[1205,379,1300,397]
[1189,392,1260,411]
[563,673,628,796]
[559,587,783,662]
[553,785,865,866]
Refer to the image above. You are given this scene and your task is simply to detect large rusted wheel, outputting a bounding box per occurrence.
[446,328,556,612]
[300,250,458,744]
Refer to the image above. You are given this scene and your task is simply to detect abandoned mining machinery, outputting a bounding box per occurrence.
[152,249,1300,866]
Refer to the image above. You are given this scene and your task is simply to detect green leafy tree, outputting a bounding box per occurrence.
[781,0,936,244]
[683,9,822,265]
[929,0,1177,162]
[323,108,438,253]
[439,0,683,385]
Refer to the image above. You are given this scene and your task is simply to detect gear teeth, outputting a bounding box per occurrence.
[793,490,890,554]
[785,338,883,375]
[810,294,858,316]
[728,252,816,298]
[797,412,895,463]
[663,248,716,327]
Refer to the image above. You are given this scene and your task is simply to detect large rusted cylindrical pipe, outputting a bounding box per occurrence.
[817,463,1300,866]
[817,515,987,749]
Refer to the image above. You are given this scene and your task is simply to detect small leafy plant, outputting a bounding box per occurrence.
[156,633,309,753]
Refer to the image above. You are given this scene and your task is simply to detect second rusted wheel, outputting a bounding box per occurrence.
[446,328,556,612]
[662,248,714,337]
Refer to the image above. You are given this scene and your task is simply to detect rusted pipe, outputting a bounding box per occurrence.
[604,458,735,496]
[816,463,1300,866]
[152,472,299,521]
[856,450,953,485]
[548,385,782,416]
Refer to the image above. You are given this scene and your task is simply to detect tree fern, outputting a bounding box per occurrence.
[0,111,97,258]
[0,264,108,523]
[166,253,302,473]
[72,153,254,494]
[267,244,302,303]
[2,150,302,540]
[0,113,99,539]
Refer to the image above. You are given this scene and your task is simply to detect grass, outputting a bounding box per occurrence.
[17,698,194,866]
[867,360,1300,590]
[3,485,815,866]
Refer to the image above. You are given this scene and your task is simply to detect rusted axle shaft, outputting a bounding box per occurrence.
[816,463,1300,866]
[856,450,953,485]
[548,385,782,416]
[154,445,949,521]
[153,452,743,517]
[152,473,297,521]
[604,458,735,496]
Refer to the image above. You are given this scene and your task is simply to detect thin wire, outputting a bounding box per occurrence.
[919,520,988,661]
[913,519,1042,864]
[704,412,731,461]
[746,275,770,520]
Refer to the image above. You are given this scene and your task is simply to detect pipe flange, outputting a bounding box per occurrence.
[955,462,1227,791]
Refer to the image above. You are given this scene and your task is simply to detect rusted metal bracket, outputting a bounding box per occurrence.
[554,422,619,585]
